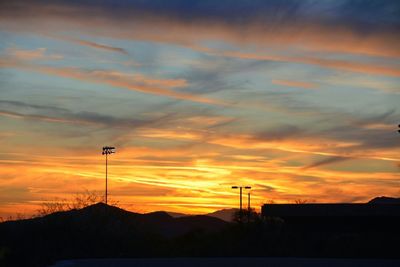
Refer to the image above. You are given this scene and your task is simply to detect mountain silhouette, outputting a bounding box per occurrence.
[165,211,190,218]
[1,202,227,238]
[206,208,238,222]
[164,208,239,222]
[368,196,400,204]
[0,203,228,267]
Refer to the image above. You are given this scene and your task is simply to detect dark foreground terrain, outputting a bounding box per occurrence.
[1,201,399,267]
[51,257,400,267]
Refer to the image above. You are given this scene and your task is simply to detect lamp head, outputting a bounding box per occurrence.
[102,146,116,155]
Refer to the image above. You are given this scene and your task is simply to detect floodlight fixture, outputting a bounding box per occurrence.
[102,146,116,155]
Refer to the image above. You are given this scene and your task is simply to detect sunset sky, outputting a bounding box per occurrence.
[0,0,399,218]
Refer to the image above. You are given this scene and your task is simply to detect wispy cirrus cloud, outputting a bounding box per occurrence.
[0,100,161,129]
[272,79,318,90]
[0,110,99,126]
[1,1,399,58]
[207,120,400,164]
[217,50,400,78]
[0,0,398,85]
[6,47,63,61]
[61,37,128,55]
[0,58,225,105]
[302,156,350,170]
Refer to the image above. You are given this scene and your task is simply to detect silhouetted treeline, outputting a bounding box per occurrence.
[0,203,399,267]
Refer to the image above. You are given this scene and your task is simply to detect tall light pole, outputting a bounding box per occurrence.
[231,186,251,221]
[247,191,251,211]
[102,146,115,205]
[247,190,252,222]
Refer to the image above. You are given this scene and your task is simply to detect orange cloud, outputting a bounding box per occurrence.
[208,133,400,163]
[182,115,235,127]
[1,146,398,218]
[1,121,398,216]
[136,128,203,141]
[360,123,396,130]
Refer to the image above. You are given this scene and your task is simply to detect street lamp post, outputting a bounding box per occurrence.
[231,185,251,221]
[102,146,115,205]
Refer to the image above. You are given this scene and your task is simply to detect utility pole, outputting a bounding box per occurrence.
[102,146,116,205]
[231,186,251,221]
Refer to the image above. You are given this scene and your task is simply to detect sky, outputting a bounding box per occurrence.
[0,0,399,218]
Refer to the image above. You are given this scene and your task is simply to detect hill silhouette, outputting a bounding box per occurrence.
[165,211,189,218]
[1,202,227,238]
[165,208,238,222]
[206,208,238,222]
[0,203,227,267]
[368,196,400,204]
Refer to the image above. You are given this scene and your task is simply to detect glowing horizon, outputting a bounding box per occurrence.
[0,0,399,218]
